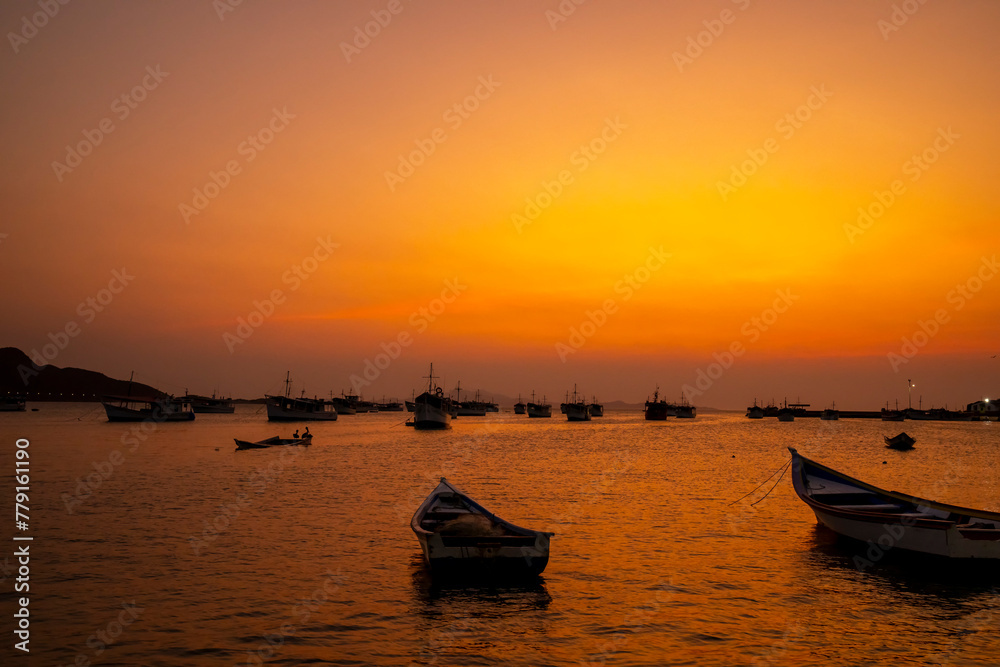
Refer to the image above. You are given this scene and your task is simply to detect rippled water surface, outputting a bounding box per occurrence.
[2,405,999,665]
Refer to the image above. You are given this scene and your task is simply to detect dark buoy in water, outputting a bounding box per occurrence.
[883,461,887,464]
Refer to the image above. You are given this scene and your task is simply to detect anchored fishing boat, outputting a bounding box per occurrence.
[564,384,590,422]
[746,399,764,419]
[514,394,526,415]
[788,448,1000,560]
[265,373,337,422]
[884,432,916,450]
[645,387,668,421]
[186,391,235,414]
[589,396,604,417]
[0,395,27,412]
[526,391,552,418]
[102,394,195,422]
[412,364,452,429]
[410,478,553,576]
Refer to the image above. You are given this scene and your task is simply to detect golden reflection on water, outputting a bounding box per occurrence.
[1,406,997,665]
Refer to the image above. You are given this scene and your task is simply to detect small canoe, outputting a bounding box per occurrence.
[410,478,553,577]
[884,432,916,450]
[788,447,1000,560]
[234,435,311,450]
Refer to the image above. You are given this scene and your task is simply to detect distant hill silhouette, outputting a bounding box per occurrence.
[0,347,163,401]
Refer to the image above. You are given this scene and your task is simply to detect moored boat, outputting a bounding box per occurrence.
[412,364,452,429]
[821,402,840,421]
[788,447,1000,560]
[410,478,553,577]
[526,391,552,418]
[514,394,526,415]
[884,432,916,450]
[645,387,668,421]
[102,395,195,422]
[746,399,764,419]
[589,396,603,417]
[674,391,696,418]
[265,372,337,422]
[186,391,235,414]
[0,395,27,412]
[564,384,590,421]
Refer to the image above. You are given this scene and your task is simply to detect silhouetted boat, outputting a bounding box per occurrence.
[412,364,451,429]
[186,391,235,414]
[746,399,764,419]
[102,395,195,422]
[589,396,603,417]
[234,433,312,450]
[789,447,1000,560]
[885,432,916,450]
[375,397,404,412]
[514,394,526,415]
[821,402,839,421]
[882,400,905,421]
[526,391,551,418]
[265,372,338,422]
[564,384,590,422]
[674,392,696,418]
[0,395,26,412]
[645,387,668,421]
[410,478,553,576]
[453,382,487,416]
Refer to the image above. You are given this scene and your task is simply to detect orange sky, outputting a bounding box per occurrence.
[2,0,998,408]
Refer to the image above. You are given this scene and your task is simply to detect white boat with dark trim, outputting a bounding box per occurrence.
[412,364,452,429]
[186,391,235,414]
[789,447,1000,560]
[410,478,553,577]
[564,385,590,422]
[265,372,337,422]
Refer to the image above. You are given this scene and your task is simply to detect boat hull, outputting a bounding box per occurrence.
[266,404,338,421]
[526,404,551,418]
[103,402,195,422]
[565,404,591,421]
[789,448,1000,560]
[414,531,550,577]
[414,394,450,429]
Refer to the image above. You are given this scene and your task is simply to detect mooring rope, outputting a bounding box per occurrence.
[726,457,792,506]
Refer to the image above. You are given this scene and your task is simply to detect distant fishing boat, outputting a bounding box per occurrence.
[186,390,235,414]
[565,384,591,422]
[788,447,1000,560]
[645,387,668,421]
[882,400,905,421]
[412,364,452,429]
[234,433,312,450]
[410,478,553,576]
[884,432,916,450]
[746,399,764,419]
[674,391,696,418]
[821,402,840,421]
[265,372,338,422]
[0,395,27,412]
[589,396,604,417]
[330,394,357,415]
[375,397,404,412]
[514,394,526,415]
[102,395,195,422]
[526,391,552,418]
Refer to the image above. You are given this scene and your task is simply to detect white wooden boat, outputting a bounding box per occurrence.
[410,478,553,576]
[187,391,235,414]
[526,391,551,418]
[789,447,1000,560]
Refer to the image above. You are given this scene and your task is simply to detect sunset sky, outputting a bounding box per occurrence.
[3,0,998,409]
